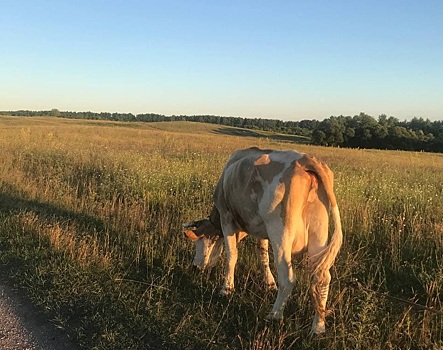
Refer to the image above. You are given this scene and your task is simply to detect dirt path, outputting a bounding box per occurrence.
[0,276,79,350]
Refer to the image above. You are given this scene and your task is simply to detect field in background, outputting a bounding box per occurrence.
[0,116,442,349]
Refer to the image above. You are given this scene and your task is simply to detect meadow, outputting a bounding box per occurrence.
[0,116,442,349]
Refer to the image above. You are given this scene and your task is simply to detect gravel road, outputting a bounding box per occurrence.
[0,276,79,350]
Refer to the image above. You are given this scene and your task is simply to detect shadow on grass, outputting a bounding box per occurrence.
[0,184,106,235]
[213,127,311,144]
[0,185,196,349]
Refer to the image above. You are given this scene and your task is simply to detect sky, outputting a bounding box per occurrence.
[1,0,442,121]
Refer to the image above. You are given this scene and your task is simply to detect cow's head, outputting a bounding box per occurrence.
[182,218,224,270]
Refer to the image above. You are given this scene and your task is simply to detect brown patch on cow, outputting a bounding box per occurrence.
[279,161,312,241]
[298,154,337,208]
[254,154,285,184]
[254,154,271,166]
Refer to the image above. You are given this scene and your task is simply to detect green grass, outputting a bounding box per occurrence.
[0,116,442,349]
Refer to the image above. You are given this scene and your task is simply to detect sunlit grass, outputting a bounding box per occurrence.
[0,116,442,349]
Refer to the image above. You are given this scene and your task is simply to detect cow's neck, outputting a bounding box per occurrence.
[208,206,222,236]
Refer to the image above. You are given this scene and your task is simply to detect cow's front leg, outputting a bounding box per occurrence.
[268,239,295,320]
[220,233,238,295]
[256,239,277,290]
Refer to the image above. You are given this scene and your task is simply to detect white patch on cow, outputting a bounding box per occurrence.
[258,171,285,215]
[207,239,224,268]
[193,239,205,268]
[268,150,304,165]
[256,152,304,217]
[192,237,224,269]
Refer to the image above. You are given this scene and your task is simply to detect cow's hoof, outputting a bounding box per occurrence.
[219,287,234,296]
[310,320,326,335]
[266,311,283,321]
[266,282,277,291]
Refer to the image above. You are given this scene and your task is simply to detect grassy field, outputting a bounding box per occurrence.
[0,115,442,349]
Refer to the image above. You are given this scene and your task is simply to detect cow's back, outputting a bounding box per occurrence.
[214,148,306,239]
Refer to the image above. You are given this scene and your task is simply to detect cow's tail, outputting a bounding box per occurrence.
[310,205,342,281]
[299,155,343,282]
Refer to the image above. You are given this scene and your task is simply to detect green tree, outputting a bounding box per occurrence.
[50,108,61,117]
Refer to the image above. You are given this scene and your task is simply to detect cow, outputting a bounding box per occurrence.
[183,147,342,334]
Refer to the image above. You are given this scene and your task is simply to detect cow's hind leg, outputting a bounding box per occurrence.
[307,191,332,334]
[267,237,294,320]
[256,239,277,290]
[308,217,331,334]
[310,269,331,334]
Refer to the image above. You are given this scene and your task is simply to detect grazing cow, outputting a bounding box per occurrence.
[183,147,342,334]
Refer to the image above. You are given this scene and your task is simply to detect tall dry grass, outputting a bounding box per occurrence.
[0,116,442,349]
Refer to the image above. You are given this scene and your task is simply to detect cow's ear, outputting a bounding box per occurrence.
[184,229,201,241]
[183,221,198,229]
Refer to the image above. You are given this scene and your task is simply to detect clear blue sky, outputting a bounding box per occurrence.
[1,0,442,121]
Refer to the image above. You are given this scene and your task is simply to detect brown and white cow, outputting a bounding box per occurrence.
[183,147,342,334]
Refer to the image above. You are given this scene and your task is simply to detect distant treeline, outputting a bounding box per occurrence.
[2,109,442,153]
